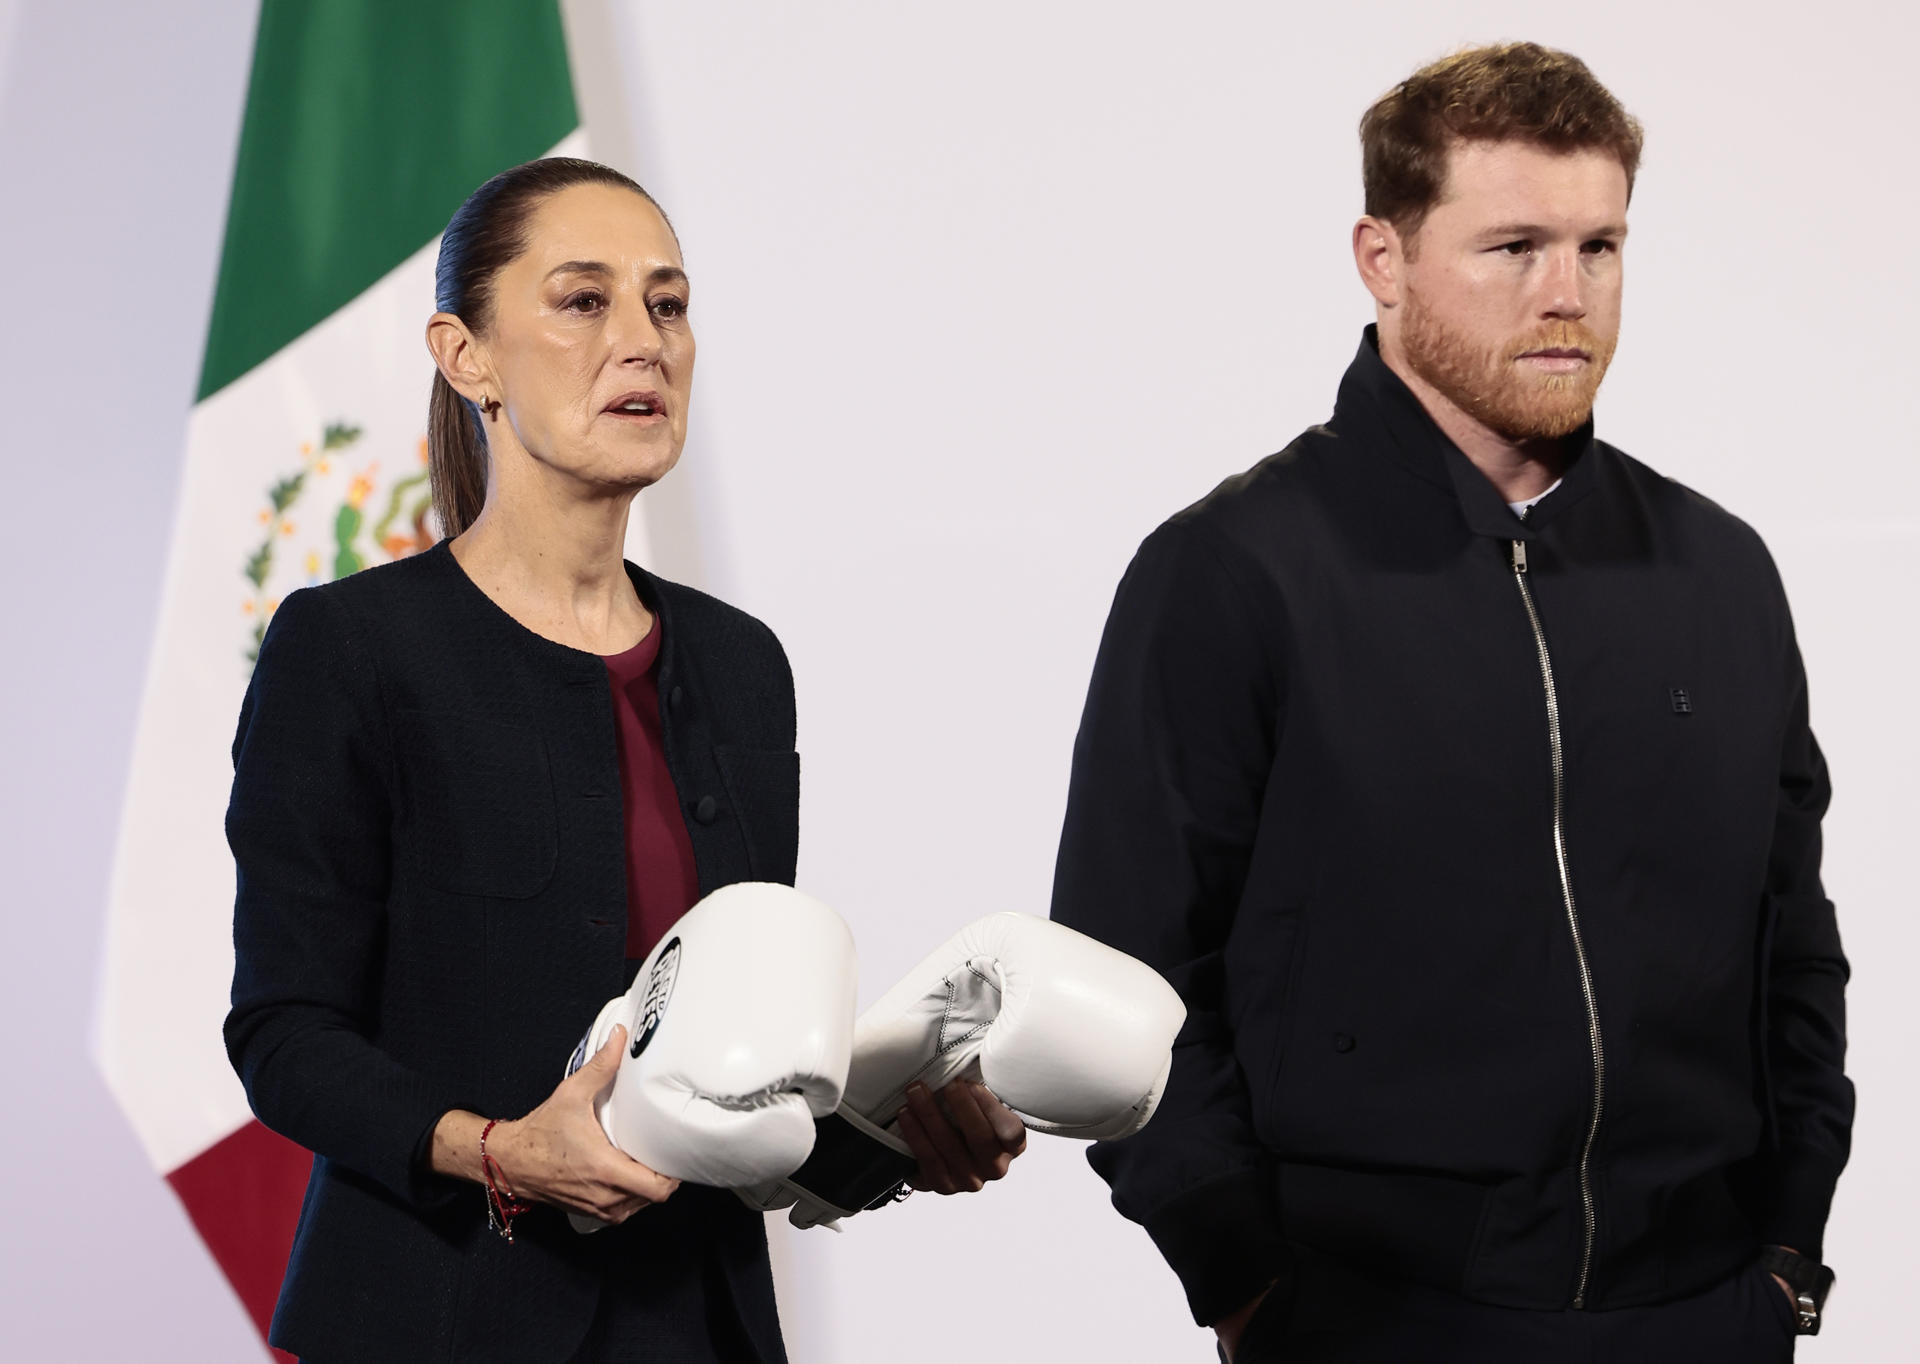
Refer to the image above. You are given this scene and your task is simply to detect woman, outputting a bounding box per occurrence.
[225,158,1024,1364]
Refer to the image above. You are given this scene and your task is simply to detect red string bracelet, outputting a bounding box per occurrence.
[480,1118,532,1242]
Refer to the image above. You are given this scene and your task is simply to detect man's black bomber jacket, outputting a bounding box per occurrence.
[1050,328,1852,1326]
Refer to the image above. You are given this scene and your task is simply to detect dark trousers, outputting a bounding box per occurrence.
[564,1244,761,1364]
[1230,1248,1796,1363]
[308,1241,765,1364]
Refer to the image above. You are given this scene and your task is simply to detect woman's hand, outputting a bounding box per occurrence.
[894,1080,1029,1195]
[431,1024,679,1225]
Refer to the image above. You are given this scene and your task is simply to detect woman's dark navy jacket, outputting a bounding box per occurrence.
[224,539,800,1364]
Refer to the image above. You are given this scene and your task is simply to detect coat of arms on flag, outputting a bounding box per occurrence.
[96,2,586,1354]
[239,423,436,667]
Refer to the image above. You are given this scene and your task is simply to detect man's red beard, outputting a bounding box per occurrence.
[1401,287,1617,442]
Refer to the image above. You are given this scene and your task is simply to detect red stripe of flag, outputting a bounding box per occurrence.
[166,1119,310,1363]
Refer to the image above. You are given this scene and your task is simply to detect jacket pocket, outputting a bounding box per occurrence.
[394,710,557,899]
[1231,1279,1293,1362]
[1748,1260,1799,1345]
[714,746,801,885]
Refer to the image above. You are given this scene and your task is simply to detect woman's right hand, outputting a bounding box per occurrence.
[431,1024,680,1225]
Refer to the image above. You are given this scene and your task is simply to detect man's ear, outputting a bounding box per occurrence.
[426,312,493,403]
[1352,215,1405,309]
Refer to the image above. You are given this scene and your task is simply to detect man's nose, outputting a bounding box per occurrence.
[1539,248,1588,320]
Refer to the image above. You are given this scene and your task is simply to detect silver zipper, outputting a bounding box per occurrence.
[1510,533,1606,1309]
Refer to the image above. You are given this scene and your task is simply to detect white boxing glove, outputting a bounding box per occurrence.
[563,882,857,1233]
[738,912,1185,1228]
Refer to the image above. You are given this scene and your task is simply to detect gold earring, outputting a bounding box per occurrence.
[479,394,501,421]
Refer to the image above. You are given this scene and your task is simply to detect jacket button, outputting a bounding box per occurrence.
[1332,1033,1356,1053]
[693,795,718,824]
[669,686,684,710]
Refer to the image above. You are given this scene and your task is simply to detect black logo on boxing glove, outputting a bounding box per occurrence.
[631,938,682,1059]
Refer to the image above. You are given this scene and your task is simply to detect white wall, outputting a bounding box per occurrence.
[0,1,264,1359]
[4,2,1913,1359]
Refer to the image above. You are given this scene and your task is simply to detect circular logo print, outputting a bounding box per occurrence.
[631,938,682,1058]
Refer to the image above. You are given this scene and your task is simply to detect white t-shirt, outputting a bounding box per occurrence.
[1508,477,1564,518]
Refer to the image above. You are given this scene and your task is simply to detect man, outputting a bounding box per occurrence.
[1050,43,1851,1362]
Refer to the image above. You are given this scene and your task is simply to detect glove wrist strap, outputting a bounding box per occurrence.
[781,1107,919,1225]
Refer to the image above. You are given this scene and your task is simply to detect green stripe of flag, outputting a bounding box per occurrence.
[198,0,579,401]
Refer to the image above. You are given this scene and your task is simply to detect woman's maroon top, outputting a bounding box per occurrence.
[603,614,700,960]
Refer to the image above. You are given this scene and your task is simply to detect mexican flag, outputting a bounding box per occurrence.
[96,3,602,1354]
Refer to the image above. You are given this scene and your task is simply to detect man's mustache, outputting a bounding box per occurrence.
[1509,322,1608,360]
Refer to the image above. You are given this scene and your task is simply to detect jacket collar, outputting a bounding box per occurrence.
[625,558,680,691]
[1331,325,1600,540]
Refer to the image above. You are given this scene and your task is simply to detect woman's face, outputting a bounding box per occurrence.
[481,182,694,493]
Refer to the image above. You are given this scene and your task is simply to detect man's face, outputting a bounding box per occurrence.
[1394,140,1628,442]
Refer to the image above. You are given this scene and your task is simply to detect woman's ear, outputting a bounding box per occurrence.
[426,312,493,404]
[1352,215,1405,310]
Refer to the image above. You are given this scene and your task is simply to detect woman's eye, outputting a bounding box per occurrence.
[562,291,607,314]
[650,296,688,321]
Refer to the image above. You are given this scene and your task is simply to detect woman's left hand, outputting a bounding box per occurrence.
[894,1079,1029,1195]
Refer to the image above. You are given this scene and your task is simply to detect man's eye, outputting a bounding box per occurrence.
[1582,240,1617,255]
[562,291,607,313]
[1498,240,1531,256]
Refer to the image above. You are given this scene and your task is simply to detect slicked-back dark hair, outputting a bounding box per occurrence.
[427,157,673,538]
[1361,42,1644,244]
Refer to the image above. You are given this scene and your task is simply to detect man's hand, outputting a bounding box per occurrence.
[1768,1244,1803,1318]
[895,1080,1027,1194]
[1213,1282,1277,1363]
[1769,1273,1797,1312]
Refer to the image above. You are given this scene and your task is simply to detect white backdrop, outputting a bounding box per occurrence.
[4,2,1915,1359]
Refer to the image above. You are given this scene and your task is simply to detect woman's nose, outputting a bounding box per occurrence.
[609,298,665,365]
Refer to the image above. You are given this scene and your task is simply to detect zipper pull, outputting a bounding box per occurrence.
[1511,539,1529,574]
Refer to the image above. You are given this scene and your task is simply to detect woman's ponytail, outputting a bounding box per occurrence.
[428,370,488,540]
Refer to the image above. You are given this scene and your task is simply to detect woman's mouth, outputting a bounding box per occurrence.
[605,391,667,421]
